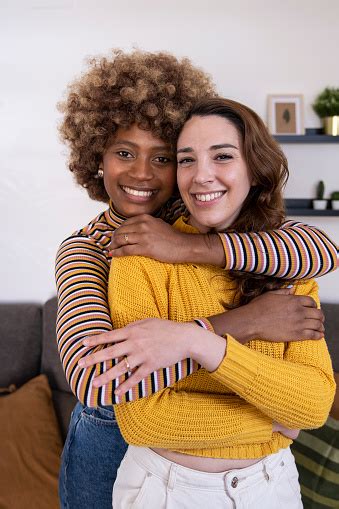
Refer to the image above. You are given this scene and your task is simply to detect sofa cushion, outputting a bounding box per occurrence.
[52,389,77,442]
[0,303,42,388]
[0,374,62,509]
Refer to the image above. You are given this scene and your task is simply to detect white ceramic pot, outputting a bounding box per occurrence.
[313,199,328,210]
[331,200,339,210]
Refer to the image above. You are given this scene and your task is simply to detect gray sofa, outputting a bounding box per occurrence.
[0,297,76,441]
[0,298,338,444]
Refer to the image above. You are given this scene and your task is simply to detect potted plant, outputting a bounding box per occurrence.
[330,191,339,210]
[313,87,339,136]
[313,180,328,210]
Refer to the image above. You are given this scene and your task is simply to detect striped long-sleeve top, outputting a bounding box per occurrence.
[55,200,338,406]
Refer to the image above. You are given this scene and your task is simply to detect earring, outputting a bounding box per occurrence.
[97,168,104,178]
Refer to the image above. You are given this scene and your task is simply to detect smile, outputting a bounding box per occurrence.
[121,186,156,198]
[193,191,225,202]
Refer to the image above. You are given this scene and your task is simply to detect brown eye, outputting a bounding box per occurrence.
[154,156,172,164]
[215,153,233,160]
[177,157,194,165]
[117,150,133,158]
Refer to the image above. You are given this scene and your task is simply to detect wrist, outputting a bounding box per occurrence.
[187,321,227,371]
[208,306,257,344]
[185,234,225,267]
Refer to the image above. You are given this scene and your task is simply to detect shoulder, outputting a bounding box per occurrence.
[57,208,113,258]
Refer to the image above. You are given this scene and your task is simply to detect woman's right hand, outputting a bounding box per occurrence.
[78,319,218,397]
[209,289,325,343]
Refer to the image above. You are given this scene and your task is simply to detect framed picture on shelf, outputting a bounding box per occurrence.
[267,94,305,135]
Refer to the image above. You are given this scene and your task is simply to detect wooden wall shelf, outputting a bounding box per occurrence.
[285,199,339,216]
[274,128,339,144]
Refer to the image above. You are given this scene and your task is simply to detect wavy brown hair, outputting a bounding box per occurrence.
[58,49,216,202]
[183,98,290,304]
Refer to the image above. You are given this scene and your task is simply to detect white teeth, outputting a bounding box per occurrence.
[195,191,224,202]
[122,186,153,197]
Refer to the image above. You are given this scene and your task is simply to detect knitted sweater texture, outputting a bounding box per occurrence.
[55,201,338,406]
[109,217,335,459]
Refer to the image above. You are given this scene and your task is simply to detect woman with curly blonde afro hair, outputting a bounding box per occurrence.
[56,49,337,509]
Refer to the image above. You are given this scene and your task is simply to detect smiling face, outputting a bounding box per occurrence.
[101,125,177,217]
[176,115,254,233]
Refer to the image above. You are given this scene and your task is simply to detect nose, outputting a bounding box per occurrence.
[192,159,214,185]
[128,157,154,181]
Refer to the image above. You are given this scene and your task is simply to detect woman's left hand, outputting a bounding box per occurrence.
[78,319,208,397]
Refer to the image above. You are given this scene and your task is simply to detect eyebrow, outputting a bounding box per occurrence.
[112,139,170,151]
[177,143,238,154]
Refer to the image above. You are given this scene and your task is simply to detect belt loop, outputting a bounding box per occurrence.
[167,463,177,492]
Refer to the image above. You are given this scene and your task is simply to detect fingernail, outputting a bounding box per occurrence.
[83,339,89,346]
[78,360,85,367]
[114,390,120,396]
[93,380,99,388]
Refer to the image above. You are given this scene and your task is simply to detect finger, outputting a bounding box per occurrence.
[114,368,144,396]
[269,288,293,295]
[92,357,139,388]
[78,346,115,368]
[299,329,324,340]
[110,245,149,257]
[78,342,130,367]
[304,308,324,322]
[92,359,128,388]
[301,319,325,333]
[298,296,317,308]
[83,330,127,347]
[111,232,140,248]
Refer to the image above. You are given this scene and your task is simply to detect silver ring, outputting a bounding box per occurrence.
[124,234,129,244]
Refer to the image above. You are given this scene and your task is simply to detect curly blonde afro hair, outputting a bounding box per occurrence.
[58,49,217,202]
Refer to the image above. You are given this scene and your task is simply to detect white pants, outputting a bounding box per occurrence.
[112,445,303,509]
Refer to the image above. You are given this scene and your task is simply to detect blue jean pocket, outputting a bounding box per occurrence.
[81,405,117,425]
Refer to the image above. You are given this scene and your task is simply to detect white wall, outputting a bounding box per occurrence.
[0,0,338,303]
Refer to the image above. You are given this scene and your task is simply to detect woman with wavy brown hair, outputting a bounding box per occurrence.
[56,50,337,508]
[87,97,335,508]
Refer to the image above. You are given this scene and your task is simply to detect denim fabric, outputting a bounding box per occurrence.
[59,402,128,509]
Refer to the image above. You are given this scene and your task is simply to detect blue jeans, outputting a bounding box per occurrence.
[59,402,128,509]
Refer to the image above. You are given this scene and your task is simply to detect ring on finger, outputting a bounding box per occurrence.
[124,355,131,371]
[124,234,129,244]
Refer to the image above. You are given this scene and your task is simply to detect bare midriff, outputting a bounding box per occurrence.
[152,448,264,473]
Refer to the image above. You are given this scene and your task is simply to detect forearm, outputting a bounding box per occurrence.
[218,221,338,279]
[56,237,115,406]
[207,308,255,343]
[207,335,335,428]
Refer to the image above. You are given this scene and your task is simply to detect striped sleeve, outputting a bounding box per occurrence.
[56,234,117,407]
[218,220,338,279]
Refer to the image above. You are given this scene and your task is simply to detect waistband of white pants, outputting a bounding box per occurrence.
[127,445,295,492]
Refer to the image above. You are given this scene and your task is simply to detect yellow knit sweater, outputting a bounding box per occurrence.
[108,217,335,459]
